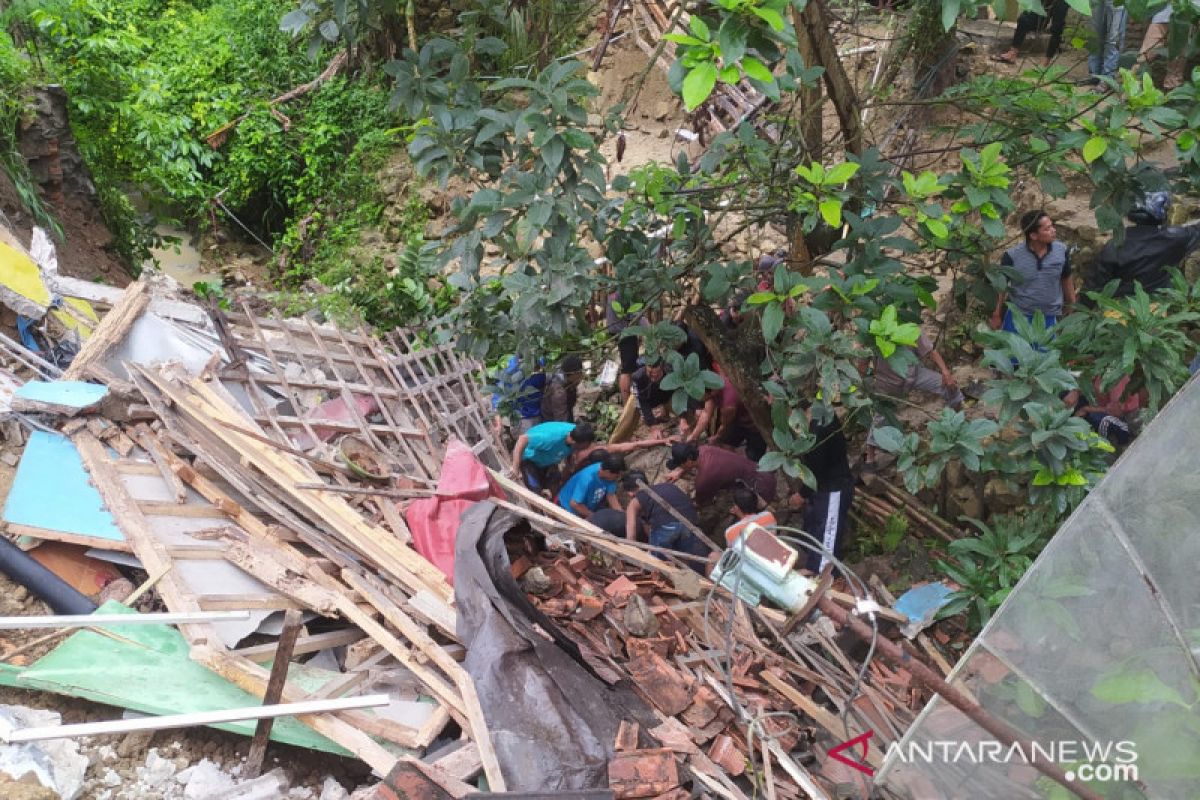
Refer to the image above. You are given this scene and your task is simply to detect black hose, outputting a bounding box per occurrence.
[0,537,97,616]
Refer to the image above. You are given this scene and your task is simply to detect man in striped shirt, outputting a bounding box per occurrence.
[990,209,1076,337]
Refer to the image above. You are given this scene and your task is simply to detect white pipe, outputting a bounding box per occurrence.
[0,694,391,743]
[0,611,253,630]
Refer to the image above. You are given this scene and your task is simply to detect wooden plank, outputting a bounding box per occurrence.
[63,280,149,382]
[234,628,366,663]
[132,425,189,504]
[73,432,217,647]
[136,501,228,518]
[760,670,882,769]
[431,743,483,782]
[6,524,134,554]
[2,693,389,743]
[244,609,304,777]
[197,595,301,611]
[341,570,506,792]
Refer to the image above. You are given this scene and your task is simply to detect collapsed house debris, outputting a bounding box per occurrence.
[0,228,1153,800]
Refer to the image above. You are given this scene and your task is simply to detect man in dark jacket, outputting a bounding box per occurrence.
[794,413,854,573]
[1087,192,1200,298]
[541,355,585,422]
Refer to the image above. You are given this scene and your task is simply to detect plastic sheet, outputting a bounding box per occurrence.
[877,375,1200,799]
[407,440,501,584]
[454,501,655,792]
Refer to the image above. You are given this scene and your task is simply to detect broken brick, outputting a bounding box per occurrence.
[649,791,690,800]
[647,718,700,755]
[604,575,638,601]
[539,597,577,617]
[681,686,719,728]
[576,594,606,621]
[626,644,691,716]
[607,749,679,799]
[615,720,640,752]
[568,553,589,572]
[510,556,533,580]
[707,734,745,777]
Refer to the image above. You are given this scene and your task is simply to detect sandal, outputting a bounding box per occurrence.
[991,50,1018,65]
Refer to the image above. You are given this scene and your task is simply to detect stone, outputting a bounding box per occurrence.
[116,730,155,759]
[622,593,660,638]
[138,748,178,789]
[984,477,1023,515]
[946,486,983,521]
[520,566,553,596]
[0,706,88,800]
[102,769,121,787]
[943,458,968,489]
[319,777,349,800]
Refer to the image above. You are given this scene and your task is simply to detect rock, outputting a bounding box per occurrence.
[319,777,349,800]
[138,748,178,789]
[116,730,155,759]
[946,486,983,521]
[222,768,290,800]
[288,788,315,799]
[0,706,88,800]
[622,593,660,638]
[943,459,968,489]
[11,586,26,603]
[0,772,59,800]
[102,769,121,787]
[521,566,553,596]
[983,477,1023,514]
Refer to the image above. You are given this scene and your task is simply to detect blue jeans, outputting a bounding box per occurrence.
[1002,309,1058,335]
[1088,0,1127,78]
[649,521,709,562]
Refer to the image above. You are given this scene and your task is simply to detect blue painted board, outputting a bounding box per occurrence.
[13,380,109,409]
[2,430,124,543]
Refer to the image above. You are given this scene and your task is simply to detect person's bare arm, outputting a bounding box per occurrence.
[625,497,641,541]
[511,434,529,474]
[569,498,591,518]
[687,398,717,442]
[1061,275,1077,310]
[927,349,957,390]
[606,492,622,511]
[599,438,670,454]
[713,403,738,442]
[990,292,1007,330]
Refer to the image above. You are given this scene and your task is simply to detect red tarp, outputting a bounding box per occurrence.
[405,440,501,584]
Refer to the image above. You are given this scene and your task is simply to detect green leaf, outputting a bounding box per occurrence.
[689,15,711,40]
[1065,0,1092,15]
[746,291,778,305]
[824,161,860,185]
[663,33,705,46]
[1092,668,1189,707]
[741,56,773,83]
[1082,136,1108,163]
[682,62,718,111]
[925,217,948,238]
[818,198,842,228]
[941,0,961,31]
[541,136,565,171]
[716,17,748,64]
[762,302,784,343]
[719,64,739,83]
[751,6,786,30]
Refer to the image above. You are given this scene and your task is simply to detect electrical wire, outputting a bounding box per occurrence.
[700,520,880,800]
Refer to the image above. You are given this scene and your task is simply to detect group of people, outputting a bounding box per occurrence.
[993,0,1191,89]
[494,190,1200,575]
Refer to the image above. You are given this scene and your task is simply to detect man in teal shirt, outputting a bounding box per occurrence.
[558,452,626,519]
[511,420,595,495]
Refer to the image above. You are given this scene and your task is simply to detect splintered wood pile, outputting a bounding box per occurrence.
[4,276,939,798]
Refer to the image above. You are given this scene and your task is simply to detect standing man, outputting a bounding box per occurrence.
[557,452,626,519]
[1088,0,1128,82]
[541,355,585,422]
[994,0,1068,65]
[491,355,546,437]
[511,420,595,495]
[623,471,709,560]
[991,209,1076,336]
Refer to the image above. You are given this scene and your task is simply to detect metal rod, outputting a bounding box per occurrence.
[0,611,253,630]
[0,694,391,743]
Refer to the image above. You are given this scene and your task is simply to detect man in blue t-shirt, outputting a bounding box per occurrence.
[511,420,595,496]
[557,453,626,519]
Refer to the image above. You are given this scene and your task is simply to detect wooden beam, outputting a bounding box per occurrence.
[63,280,149,382]
[234,628,365,663]
[1,694,390,743]
[244,609,304,777]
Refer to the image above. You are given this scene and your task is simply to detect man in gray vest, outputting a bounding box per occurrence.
[990,209,1076,336]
